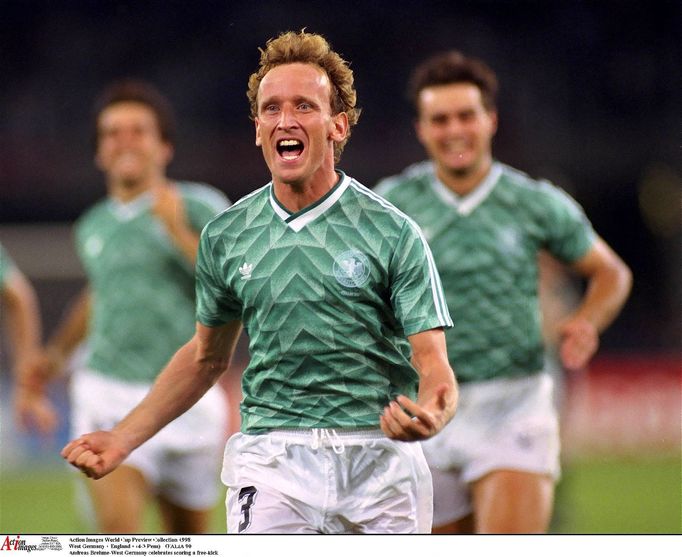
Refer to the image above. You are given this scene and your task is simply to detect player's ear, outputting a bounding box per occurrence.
[329,111,348,143]
[488,110,499,136]
[414,117,426,146]
[94,151,105,172]
[255,118,262,147]
[162,142,174,165]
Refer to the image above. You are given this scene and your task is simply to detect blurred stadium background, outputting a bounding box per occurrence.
[1,1,680,534]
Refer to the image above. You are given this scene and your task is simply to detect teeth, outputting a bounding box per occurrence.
[278,139,302,146]
[118,153,139,164]
[444,140,467,151]
[277,138,303,160]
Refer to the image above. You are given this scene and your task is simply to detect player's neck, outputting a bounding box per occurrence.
[436,156,493,197]
[273,167,339,213]
[108,174,168,203]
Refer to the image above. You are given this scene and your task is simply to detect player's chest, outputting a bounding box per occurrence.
[224,228,387,305]
[413,203,539,273]
[80,215,180,276]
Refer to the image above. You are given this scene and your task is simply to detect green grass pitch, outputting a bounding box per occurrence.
[1,455,679,534]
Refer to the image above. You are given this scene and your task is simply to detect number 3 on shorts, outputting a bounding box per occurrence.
[238,486,258,533]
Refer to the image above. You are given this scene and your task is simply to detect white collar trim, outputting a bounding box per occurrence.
[269,173,351,232]
[430,162,503,216]
[109,191,153,221]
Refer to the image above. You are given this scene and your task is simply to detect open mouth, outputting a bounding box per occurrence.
[276,139,304,161]
[443,140,469,155]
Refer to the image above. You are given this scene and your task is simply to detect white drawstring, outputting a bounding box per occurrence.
[310,428,345,454]
[311,428,321,450]
[329,429,344,454]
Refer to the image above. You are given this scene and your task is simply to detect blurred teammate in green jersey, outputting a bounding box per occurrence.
[62,31,458,534]
[375,51,632,533]
[26,80,231,533]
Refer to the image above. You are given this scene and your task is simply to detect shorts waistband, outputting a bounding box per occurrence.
[265,428,385,454]
[267,427,384,440]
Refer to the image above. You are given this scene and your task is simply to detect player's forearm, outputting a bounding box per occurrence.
[575,256,632,333]
[2,275,42,375]
[417,364,458,418]
[410,329,458,419]
[43,289,91,377]
[151,184,201,264]
[112,335,230,453]
[6,306,41,367]
[165,225,200,264]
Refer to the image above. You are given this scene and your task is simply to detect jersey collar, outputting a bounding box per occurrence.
[108,191,153,221]
[269,171,351,232]
[430,162,503,216]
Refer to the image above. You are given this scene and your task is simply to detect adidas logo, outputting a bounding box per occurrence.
[239,262,253,280]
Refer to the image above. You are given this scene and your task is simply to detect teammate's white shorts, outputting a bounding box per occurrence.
[222,428,433,534]
[70,368,228,510]
[421,372,560,527]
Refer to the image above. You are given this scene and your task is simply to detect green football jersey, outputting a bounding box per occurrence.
[0,242,16,289]
[375,161,595,383]
[196,171,452,432]
[76,181,230,383]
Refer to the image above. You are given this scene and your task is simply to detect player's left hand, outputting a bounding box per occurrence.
[13,350,60,435]
[559,315,599,371]
[14,388,59,435]
[380,383,453,441]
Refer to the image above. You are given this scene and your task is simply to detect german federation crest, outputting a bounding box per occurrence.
[333,249,370,288]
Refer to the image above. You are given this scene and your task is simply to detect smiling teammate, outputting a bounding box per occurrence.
[62,31,458,534]
[26,80,231,533]
[375,51,632,533]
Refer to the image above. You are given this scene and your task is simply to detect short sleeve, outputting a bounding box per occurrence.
[540,183,596,263]
[0,243,16,289]
[195,228,242,326]
[183,184,232,232]
[389,219,453,336]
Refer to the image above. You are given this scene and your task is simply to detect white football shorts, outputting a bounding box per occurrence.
[70,368,228,510]
[421,372,560,526]
[222,428,433,533]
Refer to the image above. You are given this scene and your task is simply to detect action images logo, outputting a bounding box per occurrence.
[1,536,63,552]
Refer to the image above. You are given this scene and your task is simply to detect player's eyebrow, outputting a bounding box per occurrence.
[259,94,320,111]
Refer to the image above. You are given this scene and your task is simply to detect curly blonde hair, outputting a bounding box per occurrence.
[247,30,361,162]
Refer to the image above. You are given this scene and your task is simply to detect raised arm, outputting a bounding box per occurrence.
[61,320,242,479]
[380,328,458,442]
[559,236,632,371]
[152,184,201,264]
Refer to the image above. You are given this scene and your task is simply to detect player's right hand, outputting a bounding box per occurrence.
[558,315,599,371]
[61,431,129,480]
[151,183,189,233]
